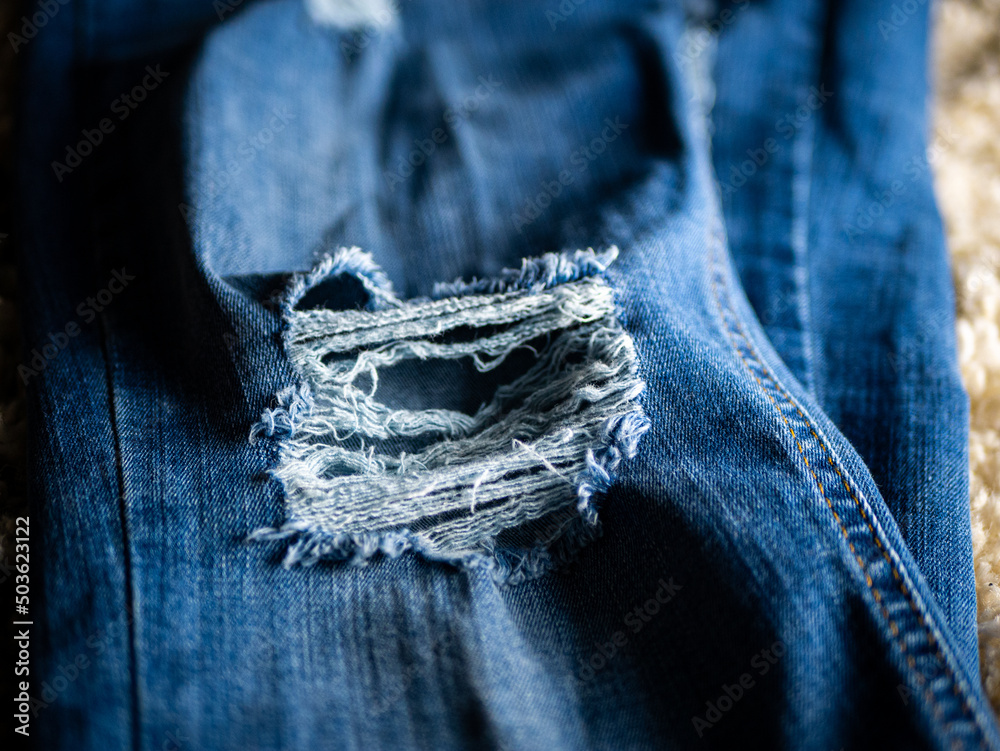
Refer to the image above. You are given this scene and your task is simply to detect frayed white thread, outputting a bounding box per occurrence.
[282,246,401,317]
[251,246,649,583]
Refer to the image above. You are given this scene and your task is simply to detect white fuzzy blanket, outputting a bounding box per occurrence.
[935,0,1000,714]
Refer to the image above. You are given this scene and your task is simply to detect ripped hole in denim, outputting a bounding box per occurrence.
[249,245,648,584]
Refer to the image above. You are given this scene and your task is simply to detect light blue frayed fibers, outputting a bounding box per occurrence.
[251,246,649,584]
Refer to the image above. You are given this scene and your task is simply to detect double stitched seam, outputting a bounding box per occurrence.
[708,240,985,750]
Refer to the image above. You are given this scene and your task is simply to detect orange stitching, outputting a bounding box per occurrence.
[709,268,912,662]
[708,248,983,748]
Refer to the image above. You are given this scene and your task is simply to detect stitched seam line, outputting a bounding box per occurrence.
[708,240,985,750]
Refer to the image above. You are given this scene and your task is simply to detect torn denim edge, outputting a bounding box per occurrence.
[281,245,402,316]
[430,246,620,299]
[249,245,650,585]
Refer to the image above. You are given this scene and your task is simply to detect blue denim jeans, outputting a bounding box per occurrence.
[14,0,999,748]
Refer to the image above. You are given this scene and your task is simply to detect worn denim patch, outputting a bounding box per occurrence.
[250,246,648,584]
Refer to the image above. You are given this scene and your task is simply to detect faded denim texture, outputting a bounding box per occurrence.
[14,0,999,749]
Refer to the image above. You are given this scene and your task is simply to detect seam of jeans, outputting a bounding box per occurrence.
[708,235,987,749]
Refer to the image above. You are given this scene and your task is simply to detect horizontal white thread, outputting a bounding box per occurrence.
[252,247,649,579]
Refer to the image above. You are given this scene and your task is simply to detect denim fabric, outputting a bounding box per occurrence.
[14,0,998,750]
